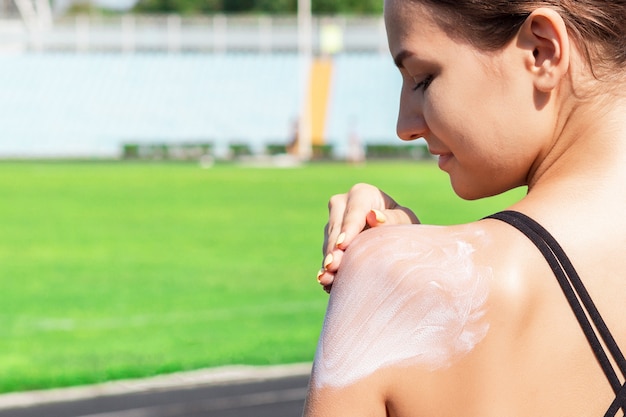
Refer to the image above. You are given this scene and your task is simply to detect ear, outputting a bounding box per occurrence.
[518,8,570,93]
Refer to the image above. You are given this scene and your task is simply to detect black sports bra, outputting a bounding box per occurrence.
[485,211,626,417]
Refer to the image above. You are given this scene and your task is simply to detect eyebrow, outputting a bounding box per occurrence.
[393,50,414,69]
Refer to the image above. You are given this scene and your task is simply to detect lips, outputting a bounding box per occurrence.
[427,148,453,170]
[437,153,453,170]
[428,149,448,157]
[425,140,453,170]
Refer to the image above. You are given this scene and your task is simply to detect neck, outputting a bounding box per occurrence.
[526,90,626,196]
[509,92,626,235]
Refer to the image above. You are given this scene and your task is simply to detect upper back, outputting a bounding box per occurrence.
[305,214,626,417]
[384,215,626,416]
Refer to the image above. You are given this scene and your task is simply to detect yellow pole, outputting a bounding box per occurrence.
[307,58,333,146]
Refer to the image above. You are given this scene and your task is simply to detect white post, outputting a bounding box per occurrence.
[121,14,135,53]
[258,15,271,54]
[14,0,39,31]
[75,14,90,52]
[213,14,227,54]
[167,14,181,53]
[14,0,47,50]
[34,0,52,30]
[297,0,312,161]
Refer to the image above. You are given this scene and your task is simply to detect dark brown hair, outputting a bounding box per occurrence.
[415,0,626,75]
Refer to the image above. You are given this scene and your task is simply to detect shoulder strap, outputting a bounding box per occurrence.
[485,210,626,416]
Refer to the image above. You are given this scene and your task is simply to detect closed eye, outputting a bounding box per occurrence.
[412,75,434,92]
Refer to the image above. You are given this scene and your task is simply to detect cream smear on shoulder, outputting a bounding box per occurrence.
[312,225,492,389]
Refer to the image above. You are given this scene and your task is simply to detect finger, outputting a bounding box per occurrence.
[322,222,331,256]
[317,269,335,287]
[317,259,337,287]
[365,207,420,228]
[324,193,349,255]
[334,184,386,249]
[365,208,388,227]
[321,208,418,283]
[316,247,344,287]
[323,249,344,273]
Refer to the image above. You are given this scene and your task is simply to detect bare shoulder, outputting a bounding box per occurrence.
[307,218,620,416]
[335,221,530,315]
[318,222,495,379]
[305,221,541,416]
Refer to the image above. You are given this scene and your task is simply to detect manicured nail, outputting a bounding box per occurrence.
[335,232,346,247]
[316,268,325,283]
[323,253,334,269]
[372,209,386,223]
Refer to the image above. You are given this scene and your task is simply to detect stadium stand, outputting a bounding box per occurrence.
[0,52,298,157]
[0,51,406,159]
[326,53,401,157]
[0,13,430,160]
[0,13,422,160]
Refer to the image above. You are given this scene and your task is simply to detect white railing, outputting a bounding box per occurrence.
[0,14,389,54]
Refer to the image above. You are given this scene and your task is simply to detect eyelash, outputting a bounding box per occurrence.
[412,75,433,92]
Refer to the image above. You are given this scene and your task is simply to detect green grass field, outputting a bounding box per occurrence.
[0,160,525,394]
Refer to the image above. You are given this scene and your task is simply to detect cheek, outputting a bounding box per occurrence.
[424,75,485,140]
[427,71,533,158]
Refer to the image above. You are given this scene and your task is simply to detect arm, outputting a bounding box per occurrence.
[303,375,388,417]
[306,224,492,416]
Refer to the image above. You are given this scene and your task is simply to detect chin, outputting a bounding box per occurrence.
[450,179,507,201]
[454,189,486,201]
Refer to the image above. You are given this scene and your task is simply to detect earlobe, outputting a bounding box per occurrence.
[519,8,570,93]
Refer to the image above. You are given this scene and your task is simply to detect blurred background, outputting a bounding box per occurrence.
[0,2,526,415]
[0,0,427,397]
[0,0,426,161]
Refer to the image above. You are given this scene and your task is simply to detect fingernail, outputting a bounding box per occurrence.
[335,232,346,247]
[316,268,325,283]
[372,209,386,223]
[323,253,334,269]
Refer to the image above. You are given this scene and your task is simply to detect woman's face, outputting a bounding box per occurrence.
[385,0,554,199]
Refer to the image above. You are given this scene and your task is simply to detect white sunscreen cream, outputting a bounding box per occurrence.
[312,225,491,388]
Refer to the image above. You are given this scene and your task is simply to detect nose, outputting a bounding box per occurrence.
[396,88,428,141]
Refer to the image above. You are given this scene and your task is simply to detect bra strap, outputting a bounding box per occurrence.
[485,210,625,416]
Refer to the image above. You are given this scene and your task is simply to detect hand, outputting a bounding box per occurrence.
[317,183,420,292]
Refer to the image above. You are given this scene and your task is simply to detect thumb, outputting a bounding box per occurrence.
[366,207,420,227]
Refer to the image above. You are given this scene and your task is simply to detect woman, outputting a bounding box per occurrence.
[304,0,626,416]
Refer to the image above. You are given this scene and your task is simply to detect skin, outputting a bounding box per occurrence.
[313,225,492,390]
[306,0,626,415]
